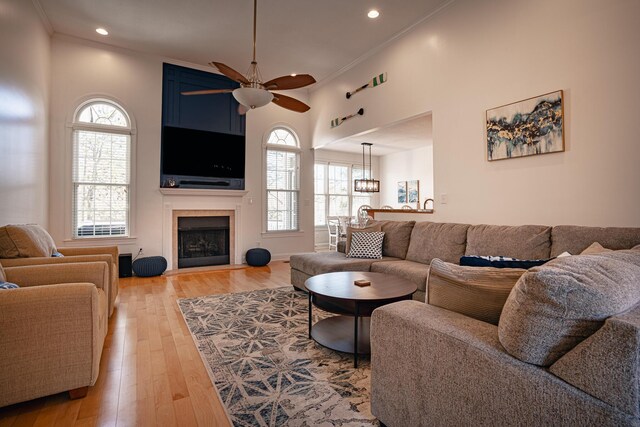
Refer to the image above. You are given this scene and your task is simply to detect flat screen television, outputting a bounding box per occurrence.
[161,125,245,190]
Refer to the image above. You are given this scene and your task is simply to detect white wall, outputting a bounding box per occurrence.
[379,146,433,208]
[310,0,640,227]
[48,35,314,264]
[0,0,50,226]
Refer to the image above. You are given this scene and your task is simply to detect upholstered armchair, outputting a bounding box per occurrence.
[0,260,110,407]
[0,225,119,316]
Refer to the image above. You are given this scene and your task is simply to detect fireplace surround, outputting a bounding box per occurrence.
[172,210,236,269]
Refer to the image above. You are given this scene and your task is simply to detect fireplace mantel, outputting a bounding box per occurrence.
[160,188,248,197]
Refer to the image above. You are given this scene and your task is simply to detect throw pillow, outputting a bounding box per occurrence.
[0,224,57,258]
[580,242,613,255]
[0,263,5,282]
[460,255,552,269]
[427,259,526,325]
[498,249,640,366]
[52,251,64,257]
[345,223,382,254]
[347,231,385,259]
[0,281,19,289]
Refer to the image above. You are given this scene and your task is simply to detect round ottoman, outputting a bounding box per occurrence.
[246,248,271,267]
[132,256,167,277]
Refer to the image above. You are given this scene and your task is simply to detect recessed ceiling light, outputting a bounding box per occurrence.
[96,28,109,36]
[368,10,380,19]
[290,73,297,77]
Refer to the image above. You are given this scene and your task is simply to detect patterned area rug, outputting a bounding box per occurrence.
[177,287,378,426]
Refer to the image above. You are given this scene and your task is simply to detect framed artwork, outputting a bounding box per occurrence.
[407,180,419,203]
[486,90,564,161]
[397,181,407,203]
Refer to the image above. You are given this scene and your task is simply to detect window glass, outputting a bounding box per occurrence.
[265,128,300,231]
[72,100,131,238]
[313,162,371,227]
[77,102,128,127]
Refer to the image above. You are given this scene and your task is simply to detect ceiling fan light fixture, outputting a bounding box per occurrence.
[233,87,274,109]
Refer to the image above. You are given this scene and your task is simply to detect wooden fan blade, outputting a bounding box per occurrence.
[271,93,310,113]
[264,74,316,90]
[181,88,234,96]
[210,62,250,85]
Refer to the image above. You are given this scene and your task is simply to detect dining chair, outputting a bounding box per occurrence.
[326,216,340,250]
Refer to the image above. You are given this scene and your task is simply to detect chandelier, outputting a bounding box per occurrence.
[354,142,380,193]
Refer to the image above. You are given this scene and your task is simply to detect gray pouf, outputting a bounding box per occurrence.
[132,256,167,277]
[246,248,271,266]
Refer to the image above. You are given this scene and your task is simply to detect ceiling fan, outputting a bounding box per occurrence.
[181,0,316,114]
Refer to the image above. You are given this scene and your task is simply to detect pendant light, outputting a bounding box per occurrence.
[354,142,380,193]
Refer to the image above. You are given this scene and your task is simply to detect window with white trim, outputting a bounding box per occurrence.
[72,100,132,238]
[314,162,371,226]
[265,128,300,231]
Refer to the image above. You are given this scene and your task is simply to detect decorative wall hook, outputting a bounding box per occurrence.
[346,73,387,99]
[331,108,364,128]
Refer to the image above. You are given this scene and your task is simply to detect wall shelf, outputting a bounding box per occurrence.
[159,188,248,197]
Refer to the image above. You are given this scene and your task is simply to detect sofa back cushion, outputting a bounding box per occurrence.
[498,250,640,366]
[406,222,470,264]
[428,259,525,325]
[550,225,640,257]
[345,223,382,254]
[0,225,57,258]
[465,224,551,260]
[376,220,416,259]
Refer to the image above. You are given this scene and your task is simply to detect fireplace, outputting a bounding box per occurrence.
[172,210,236,269]
[177,216,229,268]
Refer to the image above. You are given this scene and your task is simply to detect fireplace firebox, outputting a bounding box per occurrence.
[177,216,230,268]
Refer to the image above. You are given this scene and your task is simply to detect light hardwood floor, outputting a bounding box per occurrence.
[0,261,293,427]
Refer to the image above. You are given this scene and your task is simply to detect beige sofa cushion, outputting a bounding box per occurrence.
[376,220,416,259]
[550,225,640,257]
[0,225,57,258]
[371,260,431,293]
[466,224,551,260]
[427,259,525,325]
[499,250,640,366]
[405,222,470,265]
[580,242,613,255]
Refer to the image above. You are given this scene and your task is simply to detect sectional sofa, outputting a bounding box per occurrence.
[290,220,640,301]
[290,220,640,426]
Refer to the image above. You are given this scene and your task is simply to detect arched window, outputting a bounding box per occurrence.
[265,127,300,231]
[72,100,132,238]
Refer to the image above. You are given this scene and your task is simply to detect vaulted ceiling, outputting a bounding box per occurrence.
[36,0,451,84]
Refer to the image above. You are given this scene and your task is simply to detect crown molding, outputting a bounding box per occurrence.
[31,0,53,35]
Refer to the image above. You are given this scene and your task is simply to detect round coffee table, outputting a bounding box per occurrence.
[305,271,417,367]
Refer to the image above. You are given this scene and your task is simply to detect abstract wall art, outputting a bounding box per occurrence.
[397,181,407,203]
[407,180,419,204]
[486,90,564,161]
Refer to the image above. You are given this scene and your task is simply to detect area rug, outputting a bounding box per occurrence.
[177,287,378,426]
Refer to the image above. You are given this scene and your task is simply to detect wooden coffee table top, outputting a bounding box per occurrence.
[304,271,416,301]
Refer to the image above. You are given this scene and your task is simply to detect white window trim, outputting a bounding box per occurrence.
[262,125,302,233]
[64,95,138,244]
